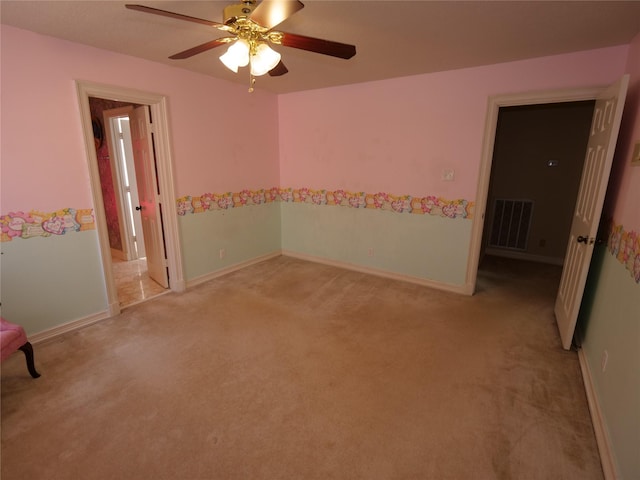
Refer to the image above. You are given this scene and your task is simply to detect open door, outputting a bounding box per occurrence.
[102,106,144,261]
[130,105,170,289]
[554,75,629,350]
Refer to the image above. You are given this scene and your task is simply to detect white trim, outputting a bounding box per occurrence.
[186,251,282,288]
[484,248,564,266]
[187,249,470,294]
[76,83,119,316]
[466,86,604,295]
[577,348,619,480]
[75,81,185,319]
[30,311,111,344]
[282,250,469,295]
[120,289,172,310]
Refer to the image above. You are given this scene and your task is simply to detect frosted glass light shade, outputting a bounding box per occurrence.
[220,40,250,73]
[250,43,281,76]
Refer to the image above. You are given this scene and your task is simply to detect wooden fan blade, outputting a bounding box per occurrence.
[250,0,304,30]
[278,32,356,59]
[268,60,289,76]
[169,38,234,59]
[125,4,231,31]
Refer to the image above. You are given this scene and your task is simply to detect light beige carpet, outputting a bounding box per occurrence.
[1,255,602,479]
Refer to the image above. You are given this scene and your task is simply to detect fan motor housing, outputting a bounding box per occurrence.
[223,1,256,25]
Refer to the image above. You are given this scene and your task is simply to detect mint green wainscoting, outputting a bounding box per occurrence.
[0,232,107,335]
[581,249,640,480]
[179,202,282,282]
[280,202,472,286]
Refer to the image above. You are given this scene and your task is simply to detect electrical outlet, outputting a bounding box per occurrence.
[601,350,608,372]
[219,248,226,259]
[368,248,374,257]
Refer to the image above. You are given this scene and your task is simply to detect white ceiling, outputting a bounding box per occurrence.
[2,1,640,94]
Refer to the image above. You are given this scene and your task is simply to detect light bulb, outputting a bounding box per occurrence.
[220,39,250,73]
[250,43,281,76]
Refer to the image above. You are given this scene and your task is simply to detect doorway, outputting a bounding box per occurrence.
[93,101,168,307]
[466,86,605,296]
[481,101,595,266]
[467,78,628,349]
[77,81,185,317]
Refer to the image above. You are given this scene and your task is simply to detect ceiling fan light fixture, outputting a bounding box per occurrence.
[127,1,357,90]
[250,43,281,76]
[219,39,250,72]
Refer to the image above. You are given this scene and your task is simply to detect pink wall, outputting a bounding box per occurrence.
[0,25,280,214]
[278,46,629,201]
[1,24,633,218]
[608,32,640,230]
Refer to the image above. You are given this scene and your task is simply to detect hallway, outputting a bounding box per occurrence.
[111,257,167,307]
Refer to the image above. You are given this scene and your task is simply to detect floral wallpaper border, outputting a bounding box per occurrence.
[177,187,475,219]
[608,222,640,283]
[2,201,637,284]
[1,208,95,242]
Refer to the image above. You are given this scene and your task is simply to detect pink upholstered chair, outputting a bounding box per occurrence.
[1,318,41,378]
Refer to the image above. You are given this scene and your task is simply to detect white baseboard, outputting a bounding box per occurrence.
[29,310,111,345]
[28,250,465,344]
[185,251,282,288]
[577,348,619,480]
[172,278,187,293]
[485,248,564,266]
[281,250,469,295]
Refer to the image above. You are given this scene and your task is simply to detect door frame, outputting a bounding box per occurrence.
[76,80,185,316]
[465,85,605,294]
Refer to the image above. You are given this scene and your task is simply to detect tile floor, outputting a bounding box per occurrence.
[111,257,167,307]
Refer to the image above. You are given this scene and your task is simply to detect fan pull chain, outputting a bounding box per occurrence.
[248,74,255,93]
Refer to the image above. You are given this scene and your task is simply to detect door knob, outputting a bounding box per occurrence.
[577,235,591,244]
[135,205,143,211]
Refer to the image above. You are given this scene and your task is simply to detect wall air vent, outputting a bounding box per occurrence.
[489,199,534,251]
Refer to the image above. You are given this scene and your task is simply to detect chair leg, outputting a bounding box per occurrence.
[18,342,41,378]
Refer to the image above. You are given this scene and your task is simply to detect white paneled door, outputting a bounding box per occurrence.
[130,105,170,289]
[554,75,629,350]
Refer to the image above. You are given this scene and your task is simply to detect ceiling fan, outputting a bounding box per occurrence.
[126,0,356,90]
